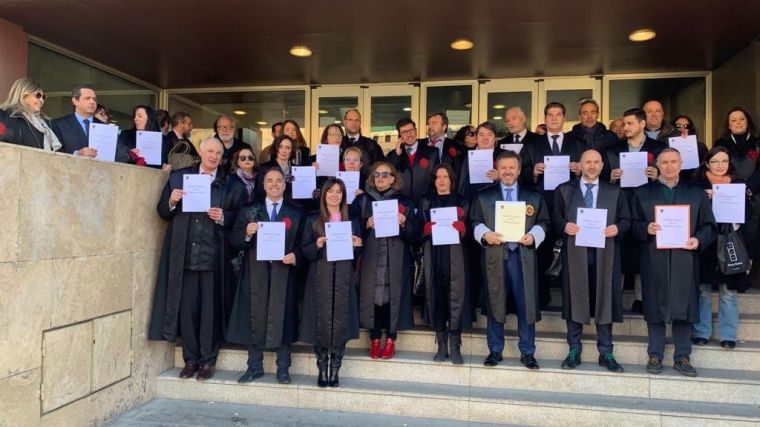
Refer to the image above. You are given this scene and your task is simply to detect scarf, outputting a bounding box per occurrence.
[706,171,731,185]
[236,168,256,197]
[26,112,62,151]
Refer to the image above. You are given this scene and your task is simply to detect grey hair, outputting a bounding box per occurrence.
[199,136,223,150]
[505,106,526,118]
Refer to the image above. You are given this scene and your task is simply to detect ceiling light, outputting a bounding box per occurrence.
[628,28,656,42]
[450,39,474,50]
[256,121,267,126]
[493,104,505,110]
[402,107,412,112]
[233,110,247,116]
[333,120,342,124]
[318,109,328,114]
[290,45,312,57]
[492,116,503,120]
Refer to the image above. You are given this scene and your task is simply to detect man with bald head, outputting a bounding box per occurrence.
[149,136,246,382]
[642,100,679,143]
[497,107,541,156]
[552,150,630,372]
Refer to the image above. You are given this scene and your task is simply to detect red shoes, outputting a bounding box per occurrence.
[369,338,381,359]
[381,338,395,359]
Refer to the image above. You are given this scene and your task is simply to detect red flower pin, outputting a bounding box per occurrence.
[282,217,292,230]
[420,158,429,169]
[398,204,406,215]
[748,149,759,161]
[647,152,654,163]
[0,122,6,137]
[457,206,465,218]
[448,147,458,158]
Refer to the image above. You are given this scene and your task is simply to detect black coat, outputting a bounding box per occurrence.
[498,130,542,158]
[570,122,619,154]
[521,132,585,213]
[217,137,252,168]
[255,160,294,202]
[457,146,504,205]
[164,130,199,158]
[226,199,304,348]
[343,134,385,175]
[631,181,717,323]
[118,128,170,167]
[51,113,103,154]
[299,214,361,348]
[148,166,246,342]
[552,180,630,324]
[2,110,48,150]
[386,144,440,202]
[419,137,464,177]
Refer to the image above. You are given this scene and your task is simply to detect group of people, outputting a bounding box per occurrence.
[3,76,758,386]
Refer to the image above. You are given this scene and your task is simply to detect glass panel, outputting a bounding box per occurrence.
[317,96,359,143]
[27,43,157,129]
[486,92,532,138]
[369,95,411,154]
[168,90,306,153]
[546,89,593,132]
[426,85,472,138]
[609,77,706,141]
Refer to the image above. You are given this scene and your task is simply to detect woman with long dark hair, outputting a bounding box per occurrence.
[282,119,311,166]
[300,178,362,387]
[256,135,296,200]
[117,105,171,169]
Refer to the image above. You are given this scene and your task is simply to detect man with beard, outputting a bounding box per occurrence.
[214,114,252,168]
[422,112,463,175]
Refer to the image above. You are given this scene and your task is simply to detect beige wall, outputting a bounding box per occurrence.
[712,41,760,140]
[0,18,28,97]
[0,143,174,426]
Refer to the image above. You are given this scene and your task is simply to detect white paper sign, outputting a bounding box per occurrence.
[372,199,400,238]
[543,155,570,191]
[500,143,523,154]
[291,166,317,199]
[468,149,494,184]
[136,130,163,165]
[325,221,354,261]
[668,135,700,170]
[182,174,211,213]
[316,144,340,177]
[619,151,649,188]
[713,183,746,224]
[575,208,608,249]
[256,221,286,261]
[337,171,361,204]
[655,205,690,249]
[88,123,118,162]
[431,206,459,246]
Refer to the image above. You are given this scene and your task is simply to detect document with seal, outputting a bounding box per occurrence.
[182,174,212,213]
[712,183,746,224]
[668,135,700,170]
[655,205,690,249]
[543,155,570,191]
[494,201,526,242]
[291,166,317,199]
[88,123,118,162]
[337,171,360,204]
[326,221,354,261]
[619,151,648,188]
[372,199,399,238]
[316,144,340,177]
[468,149,494,184]
[136,130,163,165]
[256,221,286,261]
[575,207,607,248]
[431,206,459,246]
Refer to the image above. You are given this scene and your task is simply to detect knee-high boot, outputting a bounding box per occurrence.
[329,347,345,387]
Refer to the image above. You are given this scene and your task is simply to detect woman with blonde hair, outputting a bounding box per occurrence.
[0,78,62,151]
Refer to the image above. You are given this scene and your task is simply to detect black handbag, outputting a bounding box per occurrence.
[717,229,750,275]
[545,239,563,278]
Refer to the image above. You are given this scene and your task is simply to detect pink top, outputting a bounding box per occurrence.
[329,212,342,222]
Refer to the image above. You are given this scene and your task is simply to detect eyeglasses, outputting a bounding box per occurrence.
[372,171,391,178]
[708,159,729,165]
[675,123,690,129]
[32,92,47,100]
[467,131,476,137]
[217,125,233,131]
[238,155,255,161]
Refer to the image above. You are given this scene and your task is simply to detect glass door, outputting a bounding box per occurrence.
[310,85,363,149]
[420,81,478,139]
[539,77,601,132]
[363,84,417,154]
[478,78,537,139]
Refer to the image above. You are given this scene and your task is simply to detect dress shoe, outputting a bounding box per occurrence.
[720,340,736,349]
[561,348,581,369]
[237,367,264,383]
[630,300,643,314]
[598,353,624,373]
[673,358,697,377]
[483,351,503,367]
[433,331,448,362]
[691,337,709,345]
[449,334,464,365]
[646,357,663,374]
[179,363,199,379]
[276,368,291,384]
[520,354,539,370]
[369,338,381,359]
[196,364,215,381]
[381,337,395,359]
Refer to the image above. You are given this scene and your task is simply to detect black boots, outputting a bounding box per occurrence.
[434,331,449,361]
[449,334,464,365]
[315,348,329,387]
[329,348,344,387]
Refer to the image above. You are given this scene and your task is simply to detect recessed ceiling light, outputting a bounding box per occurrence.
[290,45,312,57]
[333,120,342,124]
[233,110,247,116]
[493,104,505,110]
[628,28,656,42]
[318,109,328,114]
[492,116,503,120]
[402,107,412,112]
[450,39,474,50]
[256,121,267,126]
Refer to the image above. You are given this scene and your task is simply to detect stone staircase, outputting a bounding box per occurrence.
[155,289,760,425]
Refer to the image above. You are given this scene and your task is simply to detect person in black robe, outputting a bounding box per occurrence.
[420,112,464,177]
[228,166,304,385]
[148,137,246,381]
[631,147,716,377]
[214,114,253,169]
[418,163,472,365]
[300,178,363,387]
[386,117,440,203]
[470,151,550,370]
[552,149,630,372]
[350,161,416,360]
[255,135,296,201]
[342,108,385,177]
[117,105,171,168]
[304,124,347,213]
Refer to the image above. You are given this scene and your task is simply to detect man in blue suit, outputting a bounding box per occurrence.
[51,84,101,157]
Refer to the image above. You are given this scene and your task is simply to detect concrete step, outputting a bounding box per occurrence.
[548,287,760,315]
[156,369,760,426]
[174,346,760,406]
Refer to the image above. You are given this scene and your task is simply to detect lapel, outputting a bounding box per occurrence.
[517,186,537,230]
[67,114,88,139]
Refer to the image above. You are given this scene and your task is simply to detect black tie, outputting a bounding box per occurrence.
[83,118,90,138]
[514,134,520,144]
[351,138,357,145]
[551,135,560,155]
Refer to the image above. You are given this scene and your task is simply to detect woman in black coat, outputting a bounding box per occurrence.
[117,105,171,169]
[0,78,62,151]
[300,178,362,387]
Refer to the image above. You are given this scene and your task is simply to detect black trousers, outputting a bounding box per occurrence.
[647,321,693,362]
[247,345,292,371]
[180,270,220,365]
[370,304,397,340]
[433,266,461,335]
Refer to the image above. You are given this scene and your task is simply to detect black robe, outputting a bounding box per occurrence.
[226,200,304,349]
[418,193,472,331]
[342,134,385,176]
[299,214,361,348]
[386,144,440,202]
[631,181,717,323]
[457,146,504,205]
[552,180,630,325]
[419,137,464,177]
[350,187,416,334]
[148,166,246,342]
[469,184,550,324]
